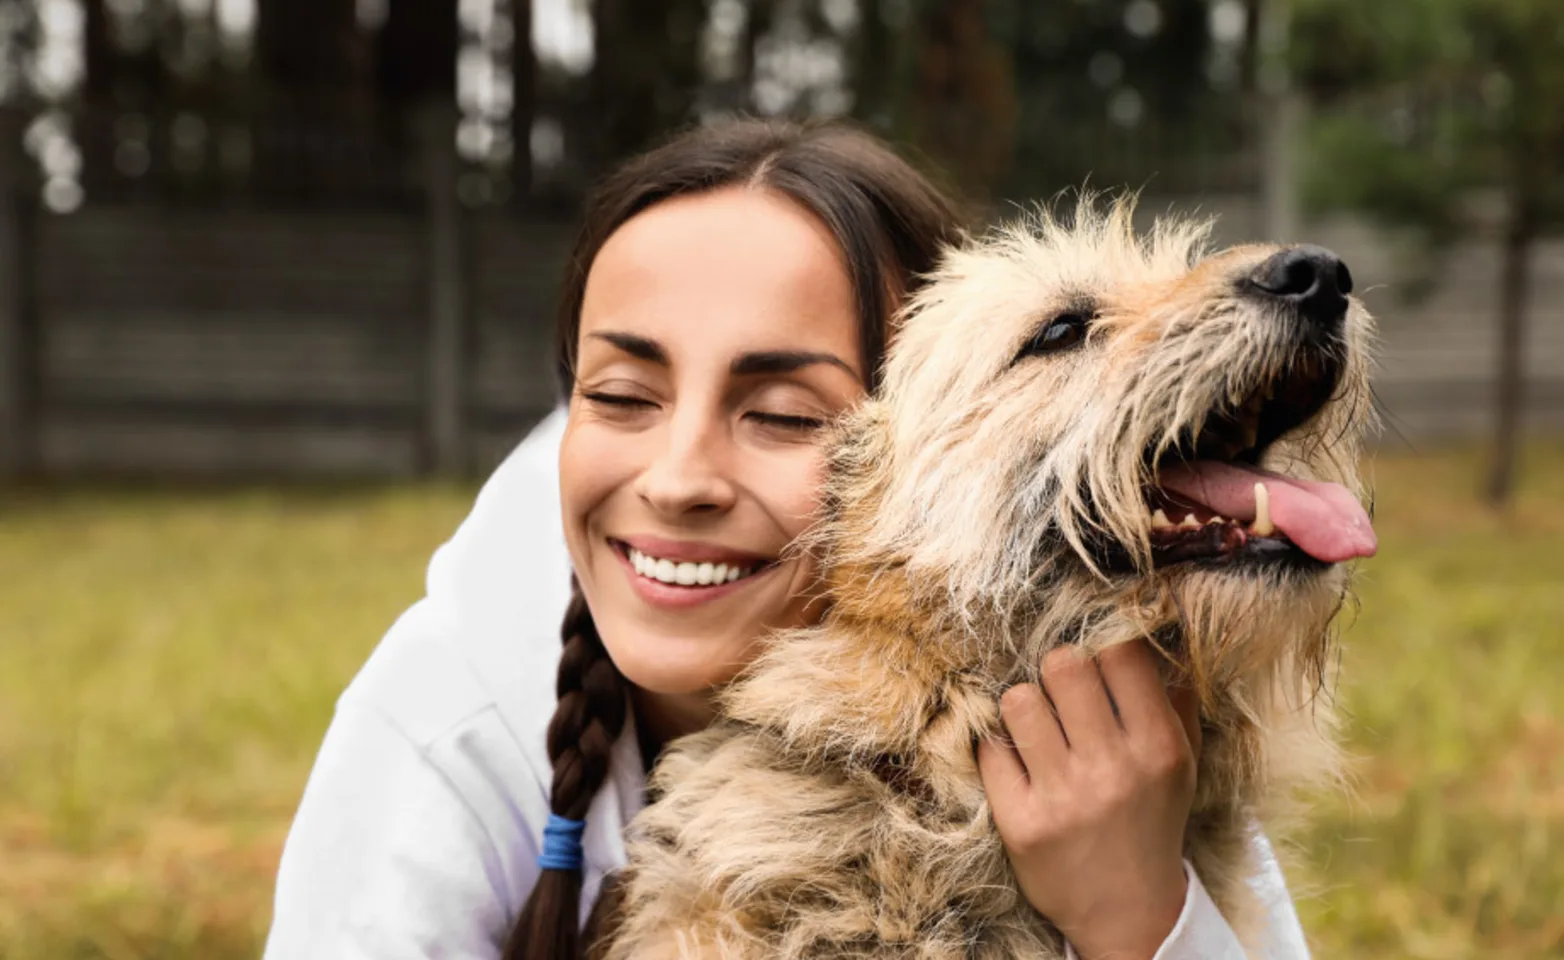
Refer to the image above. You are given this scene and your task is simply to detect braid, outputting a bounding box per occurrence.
[502,578,630,960]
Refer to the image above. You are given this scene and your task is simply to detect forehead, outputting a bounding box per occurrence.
[580,187,861,367]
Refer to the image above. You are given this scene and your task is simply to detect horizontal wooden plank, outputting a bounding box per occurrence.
[42,312,425,405]
[39,415,424,478]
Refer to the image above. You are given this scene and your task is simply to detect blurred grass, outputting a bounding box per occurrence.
[1294,445,1564,959]
[1,447,1561,959]
[0,483,476,957]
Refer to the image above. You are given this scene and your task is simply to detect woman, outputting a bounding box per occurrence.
[265,119,1309,960]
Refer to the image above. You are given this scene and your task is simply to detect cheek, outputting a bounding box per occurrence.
[558,425,631,539]
[746,445,830,541]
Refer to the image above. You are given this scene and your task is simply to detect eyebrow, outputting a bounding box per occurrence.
[588,331,861,384]
[731,350,860,382]
[590,331,667,364]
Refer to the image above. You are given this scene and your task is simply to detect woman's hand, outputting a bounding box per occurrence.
[977,638,1202,960]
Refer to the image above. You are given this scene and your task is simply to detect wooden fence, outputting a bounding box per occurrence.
[0,129,1560,479]
[6,206,571,477]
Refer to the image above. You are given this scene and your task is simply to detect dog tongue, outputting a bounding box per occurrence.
[1157,461,1377,563]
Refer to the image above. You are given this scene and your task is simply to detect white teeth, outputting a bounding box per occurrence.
[1252,482,1275,536]
[627,548,758,587]
[1180,513,1202,529]
[1207,515,1226,525]
[1151,508,1173,529]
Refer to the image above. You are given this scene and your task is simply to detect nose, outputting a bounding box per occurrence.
[1249,245,1354,327]
[633,416,737,519]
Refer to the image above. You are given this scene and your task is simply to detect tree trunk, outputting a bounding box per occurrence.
[511,0,535,203]
[1256,0,1297,243]
[83,0,114,101]
[1485,204,1533,505]
[736,0,773,113]
[1239,0,1262,95]
[376,0,458,104]
[586,0,704,171]
[853,0,896,130]
[256,0,365,97]
[909,0,1016,199]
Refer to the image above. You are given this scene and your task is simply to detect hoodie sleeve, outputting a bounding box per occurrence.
[1064,834,1310,959]
[262,696,533,960]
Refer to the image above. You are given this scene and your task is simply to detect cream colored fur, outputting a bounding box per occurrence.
[602,196,1376,959]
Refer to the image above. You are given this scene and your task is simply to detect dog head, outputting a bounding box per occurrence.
[824,195,1376,695]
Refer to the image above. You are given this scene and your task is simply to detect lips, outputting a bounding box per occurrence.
[609,536,779,606]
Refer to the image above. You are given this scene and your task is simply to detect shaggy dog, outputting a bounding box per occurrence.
[602,197,1377,959]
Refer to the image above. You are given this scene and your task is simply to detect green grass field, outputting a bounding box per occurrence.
[2,446,1561,959]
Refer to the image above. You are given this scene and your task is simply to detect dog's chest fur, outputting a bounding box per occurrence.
[601,560,1279,960]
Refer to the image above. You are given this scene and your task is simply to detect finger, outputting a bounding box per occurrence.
[1039,646,1121,748]
[997,681,1069,776]
[1167,682,1202,761]
[1096,637,1178,736]
[977,735,1053,846]
[975,735,1032,816]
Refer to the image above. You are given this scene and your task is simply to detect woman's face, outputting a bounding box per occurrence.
[559,187,866,731]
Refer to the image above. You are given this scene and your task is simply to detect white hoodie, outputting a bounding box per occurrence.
[264,409,1310,959]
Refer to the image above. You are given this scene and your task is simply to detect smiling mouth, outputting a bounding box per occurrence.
[610,539,775,588]
[1137,353,1375,569]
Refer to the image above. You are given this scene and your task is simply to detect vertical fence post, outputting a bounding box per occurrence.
[420,101,466,476]
[0,109,32,480]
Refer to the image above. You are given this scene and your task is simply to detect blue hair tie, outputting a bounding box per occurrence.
[537,813,587,871]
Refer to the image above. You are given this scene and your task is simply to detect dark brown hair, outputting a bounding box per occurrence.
[502,117,964,960]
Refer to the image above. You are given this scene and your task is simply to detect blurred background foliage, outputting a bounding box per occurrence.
[0,1,1562,958]
[0,0,1278,203]
[0,0,1556,213]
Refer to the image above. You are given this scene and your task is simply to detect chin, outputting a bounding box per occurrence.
[601,627,754,697]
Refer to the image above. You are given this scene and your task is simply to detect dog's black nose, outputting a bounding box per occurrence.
[1250,245,1353,327]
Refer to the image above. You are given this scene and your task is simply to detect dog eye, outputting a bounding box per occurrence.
[1019,312,1092,359]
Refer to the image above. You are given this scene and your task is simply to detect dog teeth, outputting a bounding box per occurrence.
[1252,482,1275,536]
[1207,515,1227,525]
[1151,508,1173,529]
[1179,513,1202,529]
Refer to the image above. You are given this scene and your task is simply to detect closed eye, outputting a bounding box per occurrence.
[747,411,826,432]
[581,391,653,408]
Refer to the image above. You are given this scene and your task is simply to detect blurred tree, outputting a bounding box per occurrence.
[738,0,776,108]
[584,0,705,170]
[511,0,534,200]
[374,0,458,202]
[376,0,457,105]
[255,0,366,98]
[1294,0,1564,503]
[1008,0,1219,195]
[83,0,112,100]
[1239,0,1263,93]
[904,0,1016,199]
[850,0,901,131]
[95,0,174,109]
